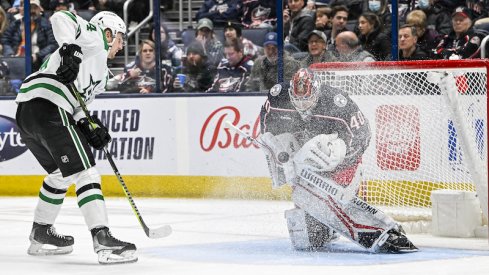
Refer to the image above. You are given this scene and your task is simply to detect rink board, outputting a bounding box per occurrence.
[0,95,481,198]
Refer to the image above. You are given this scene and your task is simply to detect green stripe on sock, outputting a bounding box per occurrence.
[78,194,105,207]
[39,192,64,205]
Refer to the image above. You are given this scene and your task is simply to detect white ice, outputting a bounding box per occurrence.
[1,197,489,275]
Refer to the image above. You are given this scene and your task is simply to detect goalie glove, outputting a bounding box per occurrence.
[258,132,299,188]
[293,133,347,173]
[56,43,83,84]
[77,116,111,150]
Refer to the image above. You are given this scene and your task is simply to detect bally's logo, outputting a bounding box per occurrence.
[0,115,27,161]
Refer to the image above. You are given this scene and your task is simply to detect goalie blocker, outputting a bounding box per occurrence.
[259,68,417,253]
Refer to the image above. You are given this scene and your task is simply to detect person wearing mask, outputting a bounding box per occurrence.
[416,0,452,36]
[366,0,392,37]
[398,24,429,61]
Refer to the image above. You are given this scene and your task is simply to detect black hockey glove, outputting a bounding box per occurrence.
[56,43,83,84]
[77,116,111,150]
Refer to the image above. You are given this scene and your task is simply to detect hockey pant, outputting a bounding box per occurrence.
[35,167,108,230]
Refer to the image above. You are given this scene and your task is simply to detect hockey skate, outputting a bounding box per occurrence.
[377,226,418,253]
[91,227,137,264]
[27,222,74,256]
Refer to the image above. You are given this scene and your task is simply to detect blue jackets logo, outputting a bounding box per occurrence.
[0,115,27,161]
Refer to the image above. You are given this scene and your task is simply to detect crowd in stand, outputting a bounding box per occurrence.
[1,0,489,95]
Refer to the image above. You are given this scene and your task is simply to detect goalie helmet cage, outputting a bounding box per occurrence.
[310,60,489,235]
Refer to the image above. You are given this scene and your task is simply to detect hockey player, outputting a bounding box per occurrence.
[259,68,418,253]
[15,11,137,264]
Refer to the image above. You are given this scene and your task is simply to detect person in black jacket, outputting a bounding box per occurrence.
[434,6,484,59]
[196,0,243,28]
[357,12,391,60]
[1,0,58,70]
[284,0,315,52]
[398,24,429,61]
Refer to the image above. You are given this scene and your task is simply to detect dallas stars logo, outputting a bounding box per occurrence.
[80,74,101,100]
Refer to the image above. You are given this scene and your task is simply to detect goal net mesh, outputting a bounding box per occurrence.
[310,61,488,224]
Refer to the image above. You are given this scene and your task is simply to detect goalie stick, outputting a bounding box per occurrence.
[225,121,359,203]
[68,83,172,239]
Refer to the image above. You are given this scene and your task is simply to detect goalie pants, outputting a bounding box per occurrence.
[16,98,108,229]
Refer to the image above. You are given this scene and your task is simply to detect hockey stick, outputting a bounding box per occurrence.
[68,83,172,239]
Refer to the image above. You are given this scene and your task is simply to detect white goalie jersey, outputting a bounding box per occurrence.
[16,11,110,120]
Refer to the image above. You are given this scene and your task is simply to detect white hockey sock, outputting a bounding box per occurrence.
[34,180,68,225]
[74,167,108,229]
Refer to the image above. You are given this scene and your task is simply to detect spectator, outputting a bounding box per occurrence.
[416,0,453,36]
[207,38,253,93]
[398,24,429,61]
[366,0,392,37]
[1,1,12,12]
[0,6,8,55]
[109,40,173,93]
[284,0,315,52]
[173,41,215,93]
[315,7,331,32]
[300,30,336,68]
[405,9,441,59]
[148,23,184,69]
[335,31,375,62]
[466,0,488,21]
[49,0,72,11]
[325,5,349,51]
[247,32,300,92]
[194,18,224,70]
[329,0,363,20]
[1,0,58,71]
[241,0,276,29]
[196,0,243,28]
[434,6,484,59]
[223,21,261,60]
[358,12,391,60]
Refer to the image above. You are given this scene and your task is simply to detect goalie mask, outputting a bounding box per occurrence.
[90,11,127,46]
[289,68,320,112]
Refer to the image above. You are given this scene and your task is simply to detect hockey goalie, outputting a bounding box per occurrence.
[259,68,418,253]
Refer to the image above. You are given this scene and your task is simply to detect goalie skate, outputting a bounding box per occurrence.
[376,226,418,253]
[92,227,137,265]
[27,222,74,256]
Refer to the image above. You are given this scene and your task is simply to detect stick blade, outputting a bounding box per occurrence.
[148,225,172,239]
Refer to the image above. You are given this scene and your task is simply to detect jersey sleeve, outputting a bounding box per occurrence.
[50,11,80,46]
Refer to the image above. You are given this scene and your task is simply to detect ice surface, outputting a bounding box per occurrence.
[1,197,489,275]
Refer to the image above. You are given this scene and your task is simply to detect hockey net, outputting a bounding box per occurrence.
[310,60,489,233]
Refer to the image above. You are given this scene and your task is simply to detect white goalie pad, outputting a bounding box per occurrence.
[258,132,299,188]
[293,133,347,173]
[285,208,339,250]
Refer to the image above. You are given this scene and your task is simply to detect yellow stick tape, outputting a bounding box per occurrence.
[0,175,292,200]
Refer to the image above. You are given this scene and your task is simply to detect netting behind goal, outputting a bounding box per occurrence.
[310,60,489,225]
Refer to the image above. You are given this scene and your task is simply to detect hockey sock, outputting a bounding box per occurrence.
[76,181,109,229]
[34,181,67,224]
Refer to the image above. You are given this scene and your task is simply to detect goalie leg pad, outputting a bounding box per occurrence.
[292,181,407,251]
[285,208,339,251]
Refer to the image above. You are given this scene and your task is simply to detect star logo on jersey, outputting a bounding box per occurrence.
[82,74,102,100]
[333,94,347,107]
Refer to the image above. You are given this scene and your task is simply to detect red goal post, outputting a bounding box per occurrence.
[309,60,489,232]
